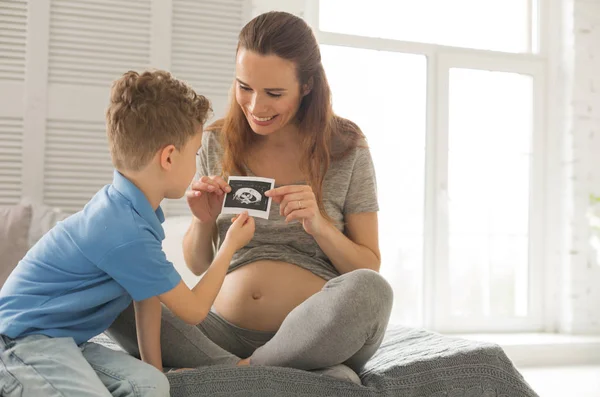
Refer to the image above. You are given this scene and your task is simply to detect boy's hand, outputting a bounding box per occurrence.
[223,212,255,251]
[186,175,231,224]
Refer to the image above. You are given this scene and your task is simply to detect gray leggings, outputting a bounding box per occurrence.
[106,269,393,372]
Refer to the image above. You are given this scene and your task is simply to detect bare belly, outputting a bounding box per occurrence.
[213,260,327,332]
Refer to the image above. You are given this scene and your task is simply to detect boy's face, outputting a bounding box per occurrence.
[167,128,203,199]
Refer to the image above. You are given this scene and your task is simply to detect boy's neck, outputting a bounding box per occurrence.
[120,169,164,211]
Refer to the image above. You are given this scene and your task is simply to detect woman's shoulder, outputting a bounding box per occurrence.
[330,116,369,158]
[205,118,224,132]
[202,119,224,147]
[197,120,225,175]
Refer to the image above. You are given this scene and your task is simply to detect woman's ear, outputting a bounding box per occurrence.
[302,77,314,96]
[159,144,176,170]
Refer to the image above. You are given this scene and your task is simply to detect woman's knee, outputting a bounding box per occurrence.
[341,269,394,319]
[344,269,393,300]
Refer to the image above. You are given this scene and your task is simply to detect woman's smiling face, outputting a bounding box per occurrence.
[234,49,305,136]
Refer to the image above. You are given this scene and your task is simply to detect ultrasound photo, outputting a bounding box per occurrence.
[221,176,275,219]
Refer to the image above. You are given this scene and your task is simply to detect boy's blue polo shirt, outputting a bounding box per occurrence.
[0,171,181,345]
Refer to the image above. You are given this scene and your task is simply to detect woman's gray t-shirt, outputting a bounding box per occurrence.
[197,130,378,281]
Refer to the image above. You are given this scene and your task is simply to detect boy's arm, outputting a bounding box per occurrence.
[134,297,163,372]
[159,242,235,325]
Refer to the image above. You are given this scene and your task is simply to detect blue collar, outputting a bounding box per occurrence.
[111,170,165,239]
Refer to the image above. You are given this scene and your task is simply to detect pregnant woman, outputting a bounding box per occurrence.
[108,11,393,384]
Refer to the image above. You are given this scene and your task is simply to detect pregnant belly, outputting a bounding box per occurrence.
[213,260,327,332]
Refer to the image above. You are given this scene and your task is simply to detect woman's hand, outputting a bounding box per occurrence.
[265,185,327,236]
[186,176,231,223]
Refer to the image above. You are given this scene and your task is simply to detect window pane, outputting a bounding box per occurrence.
[321,45,427,326]
[447,68,532,318]
[320,0,531,53]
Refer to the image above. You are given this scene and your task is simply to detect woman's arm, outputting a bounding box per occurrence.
[266,186,381,274]
[313,212,381,274]
[183,175,231,276]
[134,297,163,372]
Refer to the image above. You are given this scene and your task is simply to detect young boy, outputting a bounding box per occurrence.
[0,70,255,397]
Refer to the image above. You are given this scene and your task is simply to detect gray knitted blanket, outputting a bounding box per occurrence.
[94,326,539,396]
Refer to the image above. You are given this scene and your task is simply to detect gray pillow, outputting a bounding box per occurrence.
[20,198,69,247]
[0,204,32,287]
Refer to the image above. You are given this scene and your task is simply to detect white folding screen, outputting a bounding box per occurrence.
[43,119,112,213]
[48,0,153,86]
[44,0,152,213]
[0,0,27,206]
[0,0,248,216]
[0,117,23,206]
[0,0,26,80]
[166,0,245,215]
[171,0,242,98]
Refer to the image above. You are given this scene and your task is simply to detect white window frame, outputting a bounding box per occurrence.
[305,0,549,332]
[435,53,546,332]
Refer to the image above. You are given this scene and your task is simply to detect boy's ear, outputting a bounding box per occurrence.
[159,144,176,170]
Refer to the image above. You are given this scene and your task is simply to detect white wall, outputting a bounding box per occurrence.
[250,0,307,18]
[557,0,600,333]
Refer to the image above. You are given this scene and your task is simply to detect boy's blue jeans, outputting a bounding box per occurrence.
[0,334,169,397]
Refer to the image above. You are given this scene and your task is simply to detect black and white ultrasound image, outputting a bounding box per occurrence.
[223,179,272,211]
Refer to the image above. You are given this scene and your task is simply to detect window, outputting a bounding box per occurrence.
[313,0,547,332]
[319,0,537,53]
[438,57,545,331]
[321,46,427,326]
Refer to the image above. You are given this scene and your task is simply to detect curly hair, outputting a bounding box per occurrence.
[106,70,212,171]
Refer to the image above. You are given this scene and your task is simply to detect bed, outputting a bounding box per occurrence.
[93,325,539,397]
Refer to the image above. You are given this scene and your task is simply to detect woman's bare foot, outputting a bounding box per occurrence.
[237,358,251,366]
[169,367,194,373]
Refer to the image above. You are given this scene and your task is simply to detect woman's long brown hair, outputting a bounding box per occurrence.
[207,11,365,218]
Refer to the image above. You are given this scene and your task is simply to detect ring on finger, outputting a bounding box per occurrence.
[297,200,303,209]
